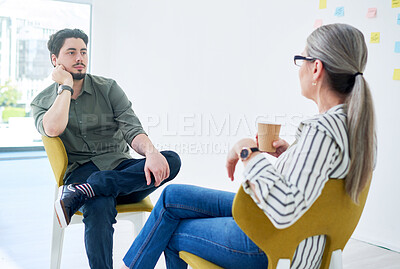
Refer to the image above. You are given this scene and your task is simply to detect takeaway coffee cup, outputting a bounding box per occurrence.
[257,123,281,152]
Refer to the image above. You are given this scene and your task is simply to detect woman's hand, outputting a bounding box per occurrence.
[226,146,239,181]
[269,139,289,157]
[256,134,289,158]
[226,138,258,181]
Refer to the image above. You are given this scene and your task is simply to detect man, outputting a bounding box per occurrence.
[31,29,181,268]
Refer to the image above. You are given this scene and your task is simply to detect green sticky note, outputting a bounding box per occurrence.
[395,42,400,53]
[335,7,344,17]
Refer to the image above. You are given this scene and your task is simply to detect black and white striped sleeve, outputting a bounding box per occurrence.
[242,124,340,229]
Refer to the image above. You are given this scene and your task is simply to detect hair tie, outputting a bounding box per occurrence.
[354,72,363,77]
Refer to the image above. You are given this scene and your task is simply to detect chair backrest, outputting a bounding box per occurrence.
[42,136,68,187]
[232,178,371,269]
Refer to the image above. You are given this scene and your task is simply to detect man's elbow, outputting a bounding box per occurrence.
[42,117,67,137]
[44,125,65,137]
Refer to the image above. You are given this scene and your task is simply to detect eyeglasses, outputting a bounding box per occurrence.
[294,55,316,67]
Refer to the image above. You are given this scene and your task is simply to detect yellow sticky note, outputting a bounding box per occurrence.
[370,32,380,43]
[392,0,400,8]
[319,0,327,9]
[394,69,400,80]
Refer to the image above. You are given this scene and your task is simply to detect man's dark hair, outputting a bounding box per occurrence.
[47,28,89,59]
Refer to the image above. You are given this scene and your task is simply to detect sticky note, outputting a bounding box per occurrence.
[395,42,400,53]
[370,32,380,43]
[397,14,400,24]
[314,19,323,28]
[393,0,400,8]
[367,8,377,18]
[335,7,344,17]
[319,0,327,9]
[393,69,400,80]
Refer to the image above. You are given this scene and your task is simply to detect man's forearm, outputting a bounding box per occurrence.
[131,134,158,156]
[43,91,71,137]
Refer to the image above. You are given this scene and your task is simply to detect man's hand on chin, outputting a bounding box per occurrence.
[52,64,73,86]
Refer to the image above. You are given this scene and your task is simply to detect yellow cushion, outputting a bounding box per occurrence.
[179,251,223,269]
[115,196,154,213]
[74,196,154,216]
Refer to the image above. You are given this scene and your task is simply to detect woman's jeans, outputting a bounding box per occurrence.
[64,150,181,269]
[123,184,268,269]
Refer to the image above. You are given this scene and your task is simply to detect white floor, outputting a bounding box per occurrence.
[1,217,400,269]
[342,239,400,269]
[0,153,399,269]
[1,217,399,269]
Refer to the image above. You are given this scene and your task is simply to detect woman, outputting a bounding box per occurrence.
[121,23,376,269]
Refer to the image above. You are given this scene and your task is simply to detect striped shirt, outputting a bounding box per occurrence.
[242,104,350,269]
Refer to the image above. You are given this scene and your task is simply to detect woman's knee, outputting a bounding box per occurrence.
[161,184,207,205]
[160,184,185,203]
[161,184,177,199]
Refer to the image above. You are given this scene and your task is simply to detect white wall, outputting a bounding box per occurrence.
[91,0,400,251]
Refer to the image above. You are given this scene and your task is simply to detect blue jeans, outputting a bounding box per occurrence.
[123,184,268,269]
[64,150,181,269]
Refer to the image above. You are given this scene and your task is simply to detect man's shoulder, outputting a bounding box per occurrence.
[31,82,57,108]
[87,74,116,89]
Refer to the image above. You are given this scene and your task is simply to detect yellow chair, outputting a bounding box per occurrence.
[42,136,154,269]
[179,178,371,269]
[179,251,223,269]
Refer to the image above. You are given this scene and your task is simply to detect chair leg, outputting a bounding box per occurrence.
[70,214,84,224]
[329,249,343,269]
[132,212,146,238]
[51,185,65,269]
[118,212,147,238]
[50,212,65,269]
[276,259,291,269]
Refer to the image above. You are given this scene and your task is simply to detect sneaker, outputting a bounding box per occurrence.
[54,184,88,228]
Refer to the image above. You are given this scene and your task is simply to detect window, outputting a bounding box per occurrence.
[0,0,91,148]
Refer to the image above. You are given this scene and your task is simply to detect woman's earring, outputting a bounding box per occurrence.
[312,81,317,86]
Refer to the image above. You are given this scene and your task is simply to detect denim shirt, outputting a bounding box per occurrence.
[31,74,146,176]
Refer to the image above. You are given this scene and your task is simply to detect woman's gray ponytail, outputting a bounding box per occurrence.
[306,23,376,202]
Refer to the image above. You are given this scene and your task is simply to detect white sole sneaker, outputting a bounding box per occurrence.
[54,185,69,229]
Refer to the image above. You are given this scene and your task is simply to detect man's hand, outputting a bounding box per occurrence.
[42,65,74,136]
[52,65,73,86]
[144,151,170,187]
[131,134,170,186]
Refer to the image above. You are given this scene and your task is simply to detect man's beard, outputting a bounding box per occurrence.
[71,72,86,80]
